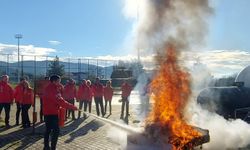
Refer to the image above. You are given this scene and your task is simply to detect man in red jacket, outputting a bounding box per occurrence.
[43,75,77,150]
[93,77,105,117]
[0,75,14,128]
[20,80,34,128]
[120,80,132,122]
[14,77,27,125]
[63,78,77,120]
[104,80,113,115]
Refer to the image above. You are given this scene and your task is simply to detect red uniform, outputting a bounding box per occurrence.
[104,86,113,101]
[121,83,132,98]
[37,80,50,98]
[93,83,104,98]
[21,88,34,105]
[0,81,14,103]
[14,83,23,103]
[78,83,92,101]
[58,83,64,94]
[63,83,77,100]
[43,83,77,115]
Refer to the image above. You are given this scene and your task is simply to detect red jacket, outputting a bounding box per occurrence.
[0,81,14,103]
[43,83,77,115]
[58,83,64,94]
[104,86,113,101]
[21,88,34,105]
[14,83,23,103]
[63,83,77,100]
[37,80,50,98]
[77,83,92,101]
[93,83,103,98]
[121,83,132,98]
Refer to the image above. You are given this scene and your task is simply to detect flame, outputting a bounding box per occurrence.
[146,45,201,149]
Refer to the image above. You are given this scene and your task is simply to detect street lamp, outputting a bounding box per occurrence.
[15,34,22,82]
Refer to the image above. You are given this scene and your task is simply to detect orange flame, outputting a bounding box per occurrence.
[147,45,201,149]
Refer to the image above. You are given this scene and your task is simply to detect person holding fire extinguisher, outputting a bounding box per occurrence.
[20,80,34,128]
[43,75,77,150]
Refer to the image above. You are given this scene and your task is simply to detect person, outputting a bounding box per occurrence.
[86,80,93,114]
[37,76,50,123]
[0,75,14,128]
[20,80,34,128]
[14,77,27,125]
[93,77,104,117]
[43,75,77,150]
[63,78,77,120]
[104,80,113,115]
[120,80,132,121]
[77,79,93,118]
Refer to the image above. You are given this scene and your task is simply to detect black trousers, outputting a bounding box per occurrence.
[78,100,92,118]
[66,99,75,119]
[40,98,43,122]
[84,101,92,113]
[0,103,11,126]
[104,100,112,114]
[44,115,60,150]
[16,102,22,125]
[94,97,104,116]
[21,104,31,127]
[120,97,129,118]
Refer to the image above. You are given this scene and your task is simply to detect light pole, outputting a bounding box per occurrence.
[15,34,22,82]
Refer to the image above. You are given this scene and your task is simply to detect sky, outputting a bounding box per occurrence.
[0,0,250,77]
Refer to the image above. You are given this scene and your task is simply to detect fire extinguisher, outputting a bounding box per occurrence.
[58,107,66,127]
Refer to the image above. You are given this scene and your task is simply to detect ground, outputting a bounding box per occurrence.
[0,94,148,150]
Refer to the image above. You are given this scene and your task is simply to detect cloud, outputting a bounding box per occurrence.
[182,50,250,77]
[91,49,250,77]
[0,43,56,61]
[48,40,61,45]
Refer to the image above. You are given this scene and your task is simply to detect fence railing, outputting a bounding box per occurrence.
[0,54,118,84]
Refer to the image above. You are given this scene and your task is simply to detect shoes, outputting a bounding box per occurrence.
[21,124,30,128]
[5,124,10,128]
[43,146,51,150]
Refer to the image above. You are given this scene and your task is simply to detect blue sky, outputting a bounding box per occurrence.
[0,0,250,77]
[0,0,132,56]
[0,0,250,56]
[207,0,250,51]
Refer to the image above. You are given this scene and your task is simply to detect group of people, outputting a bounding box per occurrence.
[0,74,133,150]
[0,75,34,128]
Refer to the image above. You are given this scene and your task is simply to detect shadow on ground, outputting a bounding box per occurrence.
[0,124,45,150]
[64,118,105,143]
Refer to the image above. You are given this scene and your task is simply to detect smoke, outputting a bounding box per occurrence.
[122,1,250,149]
[123,0,212,55]
[107,126,128,149]
[188,62,250,149]
[189,103,250,150]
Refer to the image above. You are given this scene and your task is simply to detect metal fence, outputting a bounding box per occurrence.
[0,54,118,84]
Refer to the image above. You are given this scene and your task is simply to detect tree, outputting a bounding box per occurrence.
[47,56,65,76]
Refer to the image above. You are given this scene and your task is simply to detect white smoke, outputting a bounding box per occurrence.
[189,103,250,150]
[122,0,250,150]
[187,58,250,150]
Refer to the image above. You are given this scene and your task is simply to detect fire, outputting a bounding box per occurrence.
[146,45,201,149]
